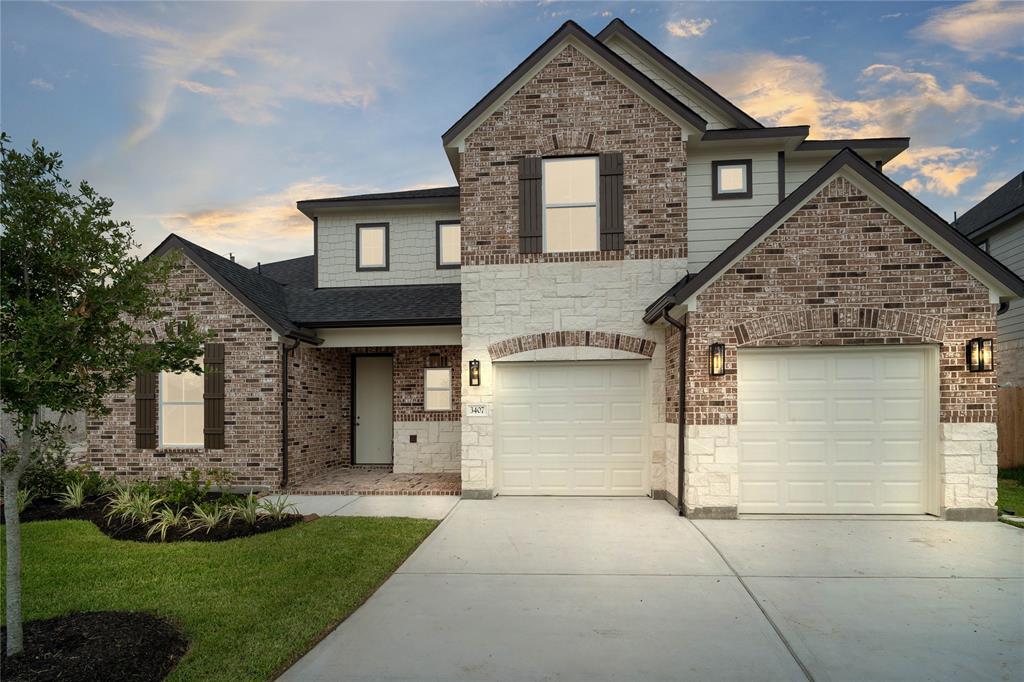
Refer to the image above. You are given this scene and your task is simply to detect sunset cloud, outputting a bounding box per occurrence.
[666,18,713,39]
[913,0,1024,58]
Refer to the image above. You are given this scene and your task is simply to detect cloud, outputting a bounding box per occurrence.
[666,18,713,39]
[56,3,391,145]
[708,53,1023,194]
[913,0,1024,58]
[29,78,54,91]
[880,13,905,21]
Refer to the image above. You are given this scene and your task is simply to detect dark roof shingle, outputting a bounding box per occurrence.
[252,255,315,287]
[955,172,1024,238]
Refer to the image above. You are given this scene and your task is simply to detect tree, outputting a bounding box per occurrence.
[0,134,207,656]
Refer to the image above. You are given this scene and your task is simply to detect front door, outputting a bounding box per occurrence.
[354,355,393,464]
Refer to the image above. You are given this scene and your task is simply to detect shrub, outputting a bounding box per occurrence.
[187,502,228,536]
[105,486,162,526]
[226,492,262,526]
[146,506,189,542]
[259,496,298,521]
[16,487,36,513]
[57,480,86,509]
[206,468,235,491]
[157,469,210,511]
[21,448,71,501]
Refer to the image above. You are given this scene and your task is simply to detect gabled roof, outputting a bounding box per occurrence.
[955,172,1024,239]
[297,186,459,217]
[150,234,462,339]
[254,255,315,288]
[595,18,762,130]
[441,20,707,149]
[645,149,1024,323]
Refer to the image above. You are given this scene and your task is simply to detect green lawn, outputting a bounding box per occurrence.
[997,468,1024,528]
[2,517,437,681]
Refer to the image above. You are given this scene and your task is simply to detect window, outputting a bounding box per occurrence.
[712,160,753,200]
[543,156,598,252]
[424,368,452,411]
[160,358,204,447]
[436,220,461,269]
[356,223,389,270]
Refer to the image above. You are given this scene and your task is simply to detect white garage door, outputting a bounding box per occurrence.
[738,348,934,514]
[495,361,649,495]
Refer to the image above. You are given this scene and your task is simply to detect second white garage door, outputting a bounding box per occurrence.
[738,347,935,514]
[495,361,649,495]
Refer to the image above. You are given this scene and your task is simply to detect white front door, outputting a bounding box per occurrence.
[354,355,393,464]
[495,361,650,496]
[737,347,935,514]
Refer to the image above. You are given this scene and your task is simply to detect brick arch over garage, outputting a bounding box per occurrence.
[488,331,656,360]
[732,307,947,346]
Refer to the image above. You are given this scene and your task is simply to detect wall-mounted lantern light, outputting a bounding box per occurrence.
[966,338,993,372]
[469,359,481,386]
[709,343,726,377]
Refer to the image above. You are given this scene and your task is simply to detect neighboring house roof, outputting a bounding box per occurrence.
[595,18,763,130]
[441,20,708,149]
[297,186,460,217]
[700,126,809,142]
[955,172,1024,240]
[286,283,461,328]
[645,149,1024,323]
[151,234,461,342]
[254,255,315,288]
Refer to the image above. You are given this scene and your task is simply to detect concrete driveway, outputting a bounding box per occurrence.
[281,498,1023,682]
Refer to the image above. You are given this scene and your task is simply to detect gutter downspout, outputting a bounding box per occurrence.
[281,338,301,489]
[662,308,687,517]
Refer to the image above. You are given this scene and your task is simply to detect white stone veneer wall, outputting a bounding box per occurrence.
[940,422,998,510]
[393,421,461,474]
[460,258,688,495]
[683,425,739,511]
[317,205,460,287]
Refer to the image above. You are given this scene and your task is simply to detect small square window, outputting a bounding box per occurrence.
[424,368,452,411]
[543,156,599,253]
[437,221,461,269]
[357,223,389,270]
[712,160,753,200]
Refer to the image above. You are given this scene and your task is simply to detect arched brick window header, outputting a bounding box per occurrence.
[733,307,946,346]
[489,331,656,360]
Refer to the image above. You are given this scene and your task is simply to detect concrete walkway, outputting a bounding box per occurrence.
[281,498,1024,682]
[263,494,458,520]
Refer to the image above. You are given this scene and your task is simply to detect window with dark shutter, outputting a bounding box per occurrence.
[518,156,542,253]
[599,152,624,251]
[203,342,225,449]
[135,353,157,449]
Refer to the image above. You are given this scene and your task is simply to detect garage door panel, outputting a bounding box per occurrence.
[739,348,931,515]
[496,361,649,496]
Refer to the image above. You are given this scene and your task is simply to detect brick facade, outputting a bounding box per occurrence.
[460,44,687,266]
[286,345,347,483]
[86,254,284,488]
[488,331,655,360]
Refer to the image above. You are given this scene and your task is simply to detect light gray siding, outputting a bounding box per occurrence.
[785,153,831,195]
[988,216,1024,344]
[687,150,780,270]
[317,206,460,287]
[605,37,735,130]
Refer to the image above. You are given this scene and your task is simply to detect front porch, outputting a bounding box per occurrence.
[288,466,461,496]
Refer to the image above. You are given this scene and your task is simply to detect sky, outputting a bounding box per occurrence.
[2,1,1022,266]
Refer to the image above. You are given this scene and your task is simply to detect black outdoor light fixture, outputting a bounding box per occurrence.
[966,337,993,372]
[469,359,481,386]
[709,343,726,377]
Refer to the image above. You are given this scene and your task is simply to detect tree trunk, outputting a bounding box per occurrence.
[3,428,31,657]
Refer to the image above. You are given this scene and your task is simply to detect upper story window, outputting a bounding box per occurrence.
[356,222,389,271]
[160,358,204,448]
[424,367,452,411]
[543,156,598,252]
[712,160,753,200]
[436,220,461,269]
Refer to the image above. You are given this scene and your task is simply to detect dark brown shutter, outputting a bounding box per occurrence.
[135,350,157,449]
[599,152,624,251]
[518,156,542,254]
[203,342,225,449]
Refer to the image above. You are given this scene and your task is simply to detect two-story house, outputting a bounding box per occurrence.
[87,19,1024,521]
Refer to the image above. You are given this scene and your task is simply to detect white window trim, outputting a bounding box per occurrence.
[542,156,600,253]
[159,362,204,449]
[423,367,453,412]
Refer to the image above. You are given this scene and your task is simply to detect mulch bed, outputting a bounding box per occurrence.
[3,497,304,543]
[1,611,188,682]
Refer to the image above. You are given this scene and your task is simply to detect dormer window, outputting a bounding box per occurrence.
[543,156,599,252]
[712,160,753,200]
[356,223,389,271]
